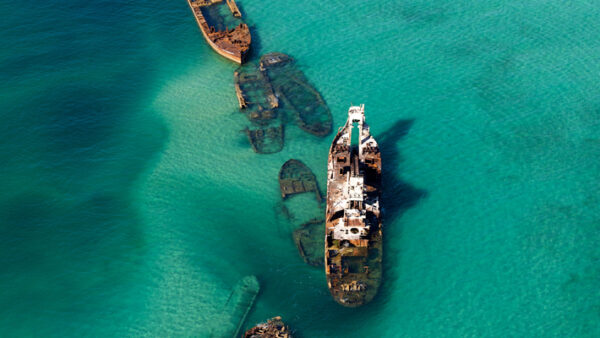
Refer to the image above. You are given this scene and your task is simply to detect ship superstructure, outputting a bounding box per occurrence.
[325,104,382,307]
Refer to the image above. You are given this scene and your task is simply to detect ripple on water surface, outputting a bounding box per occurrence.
[2,0,600,336]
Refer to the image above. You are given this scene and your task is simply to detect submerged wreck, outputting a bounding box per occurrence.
[244,316,292,338]
[235,62,283,153]
[233,53,332,153]
[293,218,324,266]
[325,105,382,307]
[210,276,260,337]
[260,53,333,137]
[235,65,283,153]
[187,0,251,64]
[244,125,284,154]
[279,160,324,266]
[234,67,279,118]
[279,159,322,202]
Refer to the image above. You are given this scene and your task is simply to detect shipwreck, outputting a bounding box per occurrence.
[187,0,251,64]
[243,125,284,154]
[279,159,324,266]
[325,104,382,307]
[233,53,332,153]
[279,159,322,202]
[293,218,324,267]
[244,316,292,338]
[209,275,259,337]
[260,53,333,137]
[235,64,283,154]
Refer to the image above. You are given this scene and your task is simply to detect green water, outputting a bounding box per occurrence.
[1,0,599,336]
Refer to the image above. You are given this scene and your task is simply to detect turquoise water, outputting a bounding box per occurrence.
[1,0,599,336]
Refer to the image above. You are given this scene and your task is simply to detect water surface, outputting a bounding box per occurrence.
[1,0,599,336]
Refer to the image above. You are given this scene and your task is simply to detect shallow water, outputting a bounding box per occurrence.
[1,0,599,336]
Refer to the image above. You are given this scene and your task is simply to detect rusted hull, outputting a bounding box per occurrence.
[244,125,284,154]
[293,218,324,266]
[234,67,279,123]
[234,71,248,108]
[187,0,251,64]
[234,61,289,153]
[325,105,382,307]
[278,160,325,266]
[243,316,292,338]
[199,26,248,64]
[279,159,322,201]
[259,53,333,136]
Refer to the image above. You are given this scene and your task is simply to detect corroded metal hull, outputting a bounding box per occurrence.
[279,159,322,201]
[235,62,282,153]
[233,52,332,153]
[325,105,382,307]
[259,53,333,136]
[244,316,292,338]
[278,160,325,266]
[187,0,251,64]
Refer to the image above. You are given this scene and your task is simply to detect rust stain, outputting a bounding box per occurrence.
[325,105,382,307]
[187,0,251,64]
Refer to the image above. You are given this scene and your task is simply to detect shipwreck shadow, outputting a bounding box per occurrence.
[379,119,426,221]
[376,118,427,305]
[232,0,261,60]
[247,24,263,62]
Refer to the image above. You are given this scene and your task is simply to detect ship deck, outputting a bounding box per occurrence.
[325,105,382,307]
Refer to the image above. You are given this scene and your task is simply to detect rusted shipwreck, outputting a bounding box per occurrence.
[293,218,324,266]
[233,53,332,153]
[234,61,281,153]
[234,66,279,117]
[209,275,260,337]
[244,316,292,338]
[235,64,283,154]
[279,160,324,266]
[325,104,382,307]
[279,159,322,202]
[187,0,251,64]
[244,125,284,154]
[260,53,332,137]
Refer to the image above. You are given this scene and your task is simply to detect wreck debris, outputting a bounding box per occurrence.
[211,275,260,337]
[293,218,324,266]
[278,160,325,266]
[244,316,292,338]
[279,159,322,202]
[230,276,260,337]
[187,0,251,64]
[234,68,279,123]
[226,0,242,18]
[234,53,332,153]
[325,104,382,307]
[244,125,284,154]
[260,53,333,137]
[235,62,284,154]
